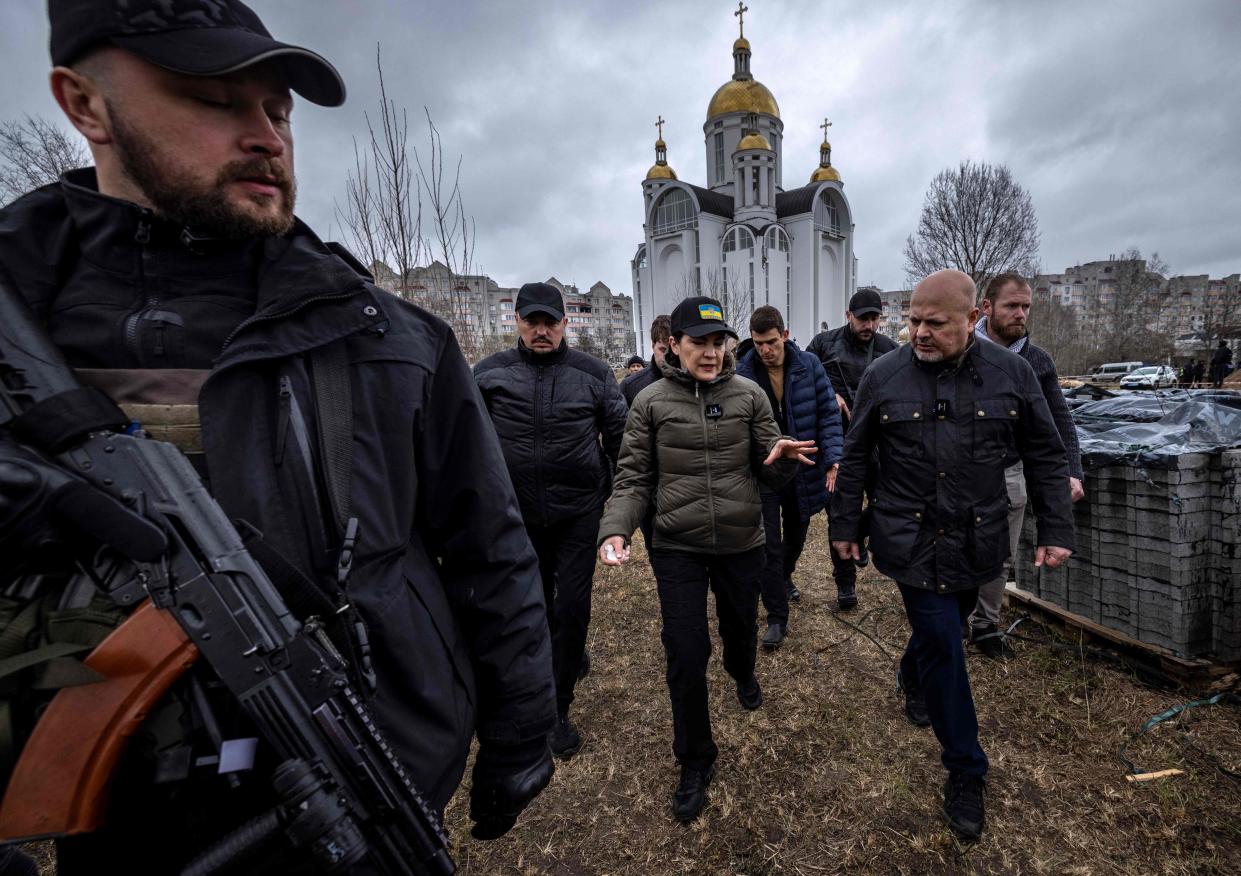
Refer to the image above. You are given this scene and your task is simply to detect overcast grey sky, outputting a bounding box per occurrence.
[2,0,1238,293]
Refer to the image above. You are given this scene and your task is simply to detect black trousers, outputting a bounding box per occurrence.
[527,513,599,713]
[759,487,809,625]
[898,584,988,776]
[649,546,764,772]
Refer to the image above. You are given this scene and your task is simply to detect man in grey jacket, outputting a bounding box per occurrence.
[969,273,1085,657]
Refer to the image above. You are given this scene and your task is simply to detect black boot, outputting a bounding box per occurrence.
[761,622,786,650]
[671,763,716,822]
[578,650,592,679]
[942,772,986,840]
[549,712,583,759]
[897,667,930,727]
[971,624,1015,660]
[736,675,763,710]
[785,578,801,603]
[836,577,858,611]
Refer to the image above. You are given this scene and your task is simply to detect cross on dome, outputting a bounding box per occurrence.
[820,118,833,143]
[734,2,748,38]
[655,115,665,140]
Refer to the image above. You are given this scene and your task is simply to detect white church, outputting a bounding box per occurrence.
[630,7,857,354]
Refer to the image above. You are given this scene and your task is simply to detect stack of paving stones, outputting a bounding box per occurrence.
[1014,449,1240,661]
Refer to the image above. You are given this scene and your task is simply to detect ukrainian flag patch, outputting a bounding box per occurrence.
[698,304,723,321]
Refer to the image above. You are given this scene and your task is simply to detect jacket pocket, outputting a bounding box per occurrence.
[878,401,927,460]
[867,494,926,567]
[967,492,1012,572]
[972,398,1020,462]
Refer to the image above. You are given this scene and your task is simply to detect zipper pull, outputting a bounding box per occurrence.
[135,212,152,244]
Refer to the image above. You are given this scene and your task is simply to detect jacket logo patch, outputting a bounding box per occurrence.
[706,403,723,419]
[698,304,723,321]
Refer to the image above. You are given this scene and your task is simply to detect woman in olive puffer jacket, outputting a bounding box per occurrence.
[597,296,815,824]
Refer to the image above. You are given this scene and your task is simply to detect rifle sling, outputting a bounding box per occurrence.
[310,341,353,543]
[10,387,127,453]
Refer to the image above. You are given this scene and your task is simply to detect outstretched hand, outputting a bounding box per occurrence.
[764,438,818,466]
[831,540,859,561]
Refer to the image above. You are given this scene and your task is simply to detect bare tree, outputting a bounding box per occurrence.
[334,47,481,356]
[0,115,89,205]
[903,160,1040,296]
[676,267,754,329]
[1197,278,1241,359]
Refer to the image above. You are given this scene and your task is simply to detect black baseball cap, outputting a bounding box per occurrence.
[670,296,738,339]
[49,0,346,107]
[515,282,565,321]
[848,288,883,316]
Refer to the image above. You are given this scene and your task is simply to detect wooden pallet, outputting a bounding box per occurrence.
[1004,583,1240,693]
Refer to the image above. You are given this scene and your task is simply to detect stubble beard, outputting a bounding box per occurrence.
[109,103,297,239]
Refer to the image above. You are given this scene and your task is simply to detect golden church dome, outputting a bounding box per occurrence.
[810,165,841,183]
[733,37,750,51]
[737,131,772,151]
[646,163,677,180]
[707,79,780,120]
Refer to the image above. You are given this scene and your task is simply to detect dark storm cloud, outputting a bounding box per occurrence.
[2,0,1237,292]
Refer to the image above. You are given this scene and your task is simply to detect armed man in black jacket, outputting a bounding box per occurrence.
[475,282,630,760]
[830,270,1075,841]
[806,288,898,606]
[0,2,557,871]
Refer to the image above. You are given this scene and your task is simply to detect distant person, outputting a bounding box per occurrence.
[1193,359,1207,387]
[970,273,1085,658]
[625,355,645,375]
[475,282,630,759]
[621,314,671,405]
[830,270,1075,841]
[1179,362,1192,388]
[737,305,843,647]
[806,289,899,607]
[597,296,815,823]
[1211,340,1233,389]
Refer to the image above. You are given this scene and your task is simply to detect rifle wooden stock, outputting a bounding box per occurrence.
[0,600,198,841]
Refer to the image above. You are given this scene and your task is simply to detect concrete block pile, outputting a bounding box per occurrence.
[1015,449,1241,661]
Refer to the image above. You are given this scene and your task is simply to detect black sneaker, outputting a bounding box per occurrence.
[785,578,801,603]
[736,675,763,710]
[897,667,931,727]
[761,623,786,650]
[942,772,986,840]
[671,763,716,822]
[549,713,582,760]
[578,650,592,679]
[971,625,1015,660]
[836,579,858,611]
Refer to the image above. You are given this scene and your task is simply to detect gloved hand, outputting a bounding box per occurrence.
[469,738,554,840]
[0,439,167,576]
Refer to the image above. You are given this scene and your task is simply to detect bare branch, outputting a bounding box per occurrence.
[0,114,89,205]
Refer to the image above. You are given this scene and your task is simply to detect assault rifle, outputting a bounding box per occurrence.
[0,280,454,875]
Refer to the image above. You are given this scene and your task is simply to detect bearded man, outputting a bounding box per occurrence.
[0,1,555,871]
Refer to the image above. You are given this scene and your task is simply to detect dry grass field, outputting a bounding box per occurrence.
[442,516,1241,875]
[21,517,1241,874]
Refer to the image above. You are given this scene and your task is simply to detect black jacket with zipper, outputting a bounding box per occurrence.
[0,170,556,816]
[474,341,629,528]
[829,341,1075,593]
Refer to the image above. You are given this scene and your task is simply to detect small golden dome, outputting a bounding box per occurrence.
[737,131,772,151]
[707,79,780,120]
[810,165,841,183]
[655,138,666,148]
[646,163,677,180]
[733,37,751,51]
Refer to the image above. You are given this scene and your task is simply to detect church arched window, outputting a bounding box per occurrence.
[722,226,755,257]
[818,191,842,234]
[634,245,648,269]
[765,226,789,253]
[652,189,696,235]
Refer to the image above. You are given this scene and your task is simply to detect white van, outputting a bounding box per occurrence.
[1088,361,1144,382]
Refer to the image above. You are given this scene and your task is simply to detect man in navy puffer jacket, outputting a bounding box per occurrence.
[738,306,844,647]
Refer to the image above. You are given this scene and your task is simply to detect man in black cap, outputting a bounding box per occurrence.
[0,2,556,871]
[475,282,630,761]
[807,288,899,608]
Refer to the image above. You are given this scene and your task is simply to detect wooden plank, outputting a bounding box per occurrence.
[1004,584,1238,687]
